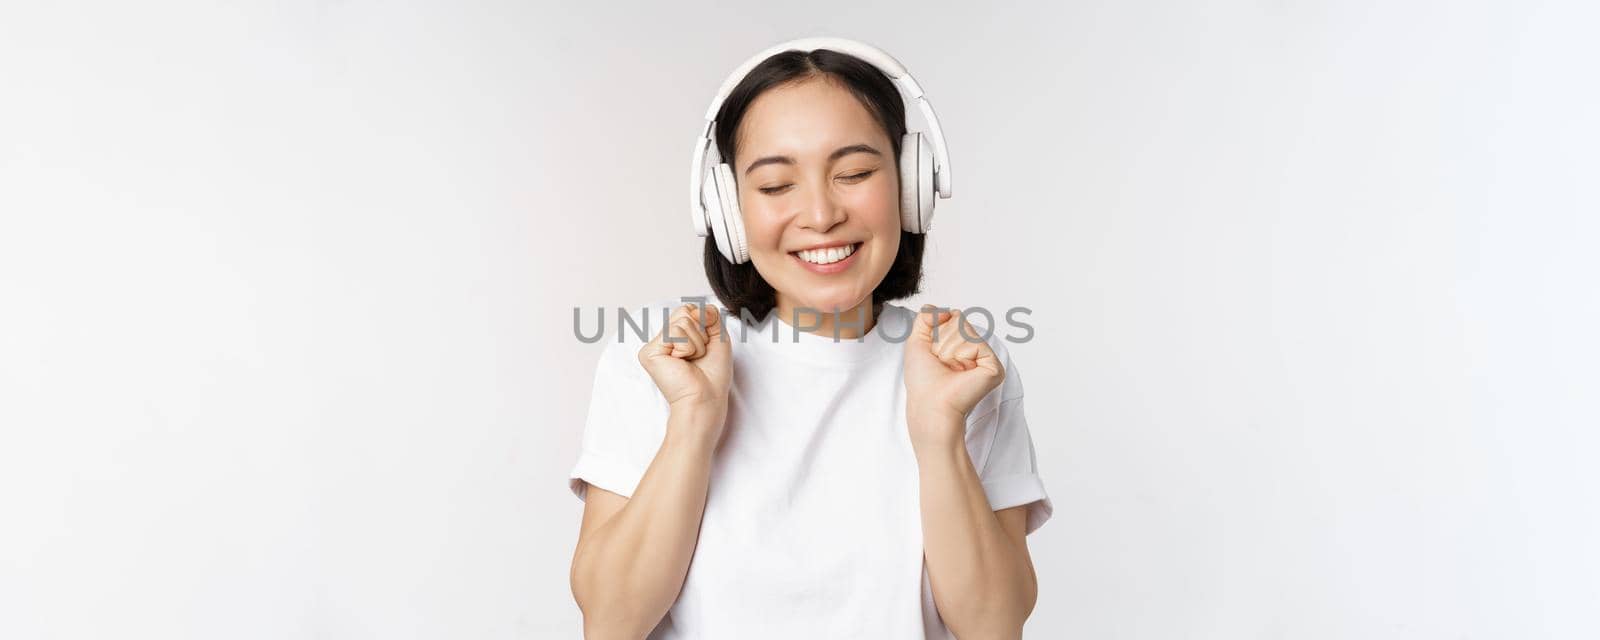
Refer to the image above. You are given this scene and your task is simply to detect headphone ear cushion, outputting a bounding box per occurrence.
[701,164,734,263]
[898,132,936,233]
[712,163,749,264]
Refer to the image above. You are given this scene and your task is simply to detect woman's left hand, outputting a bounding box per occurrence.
[903,305,1006,447]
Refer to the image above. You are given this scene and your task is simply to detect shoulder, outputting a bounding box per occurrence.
[986,328,1024,403]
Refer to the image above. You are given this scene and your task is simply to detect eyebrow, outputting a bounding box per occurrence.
[742,143,883,176]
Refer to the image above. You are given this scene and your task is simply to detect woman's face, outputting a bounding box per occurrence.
[732,76,901,319]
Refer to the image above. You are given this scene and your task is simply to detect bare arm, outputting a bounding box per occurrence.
[914,414,1039,640]
[900,306,1038,638]
[571,303,731,638]
[569,402,722,639]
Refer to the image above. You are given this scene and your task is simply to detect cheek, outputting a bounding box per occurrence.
[738,196,786,247]
[841,180,901,231]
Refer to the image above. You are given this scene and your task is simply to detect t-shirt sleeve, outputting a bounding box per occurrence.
[567,335,672,502]
[964,340,1055,535]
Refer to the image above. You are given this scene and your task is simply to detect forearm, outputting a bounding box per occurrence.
[913,413,1037,639]
[571,405,721,638]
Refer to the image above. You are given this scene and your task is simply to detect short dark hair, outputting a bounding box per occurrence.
[703,48,926,322]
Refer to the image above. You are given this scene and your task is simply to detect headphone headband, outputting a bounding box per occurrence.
[690,37,953,237]
[703,37,917,121]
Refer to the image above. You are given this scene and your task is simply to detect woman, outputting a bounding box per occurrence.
[568,39,1053,639]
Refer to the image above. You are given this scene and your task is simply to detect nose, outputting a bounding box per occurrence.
[796,180,847,233]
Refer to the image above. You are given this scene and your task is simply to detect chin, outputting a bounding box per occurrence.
[794,289,870,314]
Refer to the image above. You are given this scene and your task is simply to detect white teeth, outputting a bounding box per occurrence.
[795,243,857,265]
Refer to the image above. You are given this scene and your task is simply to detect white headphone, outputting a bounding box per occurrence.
[689,37,954,265]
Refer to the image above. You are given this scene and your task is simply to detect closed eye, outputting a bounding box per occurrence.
[757,169,876,195]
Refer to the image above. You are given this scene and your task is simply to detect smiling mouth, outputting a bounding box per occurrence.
[790,242,862,265]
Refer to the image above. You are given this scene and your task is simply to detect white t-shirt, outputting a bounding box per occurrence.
[568,295,1053,639]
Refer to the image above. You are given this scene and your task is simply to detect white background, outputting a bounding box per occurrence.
[2,1,1597,638]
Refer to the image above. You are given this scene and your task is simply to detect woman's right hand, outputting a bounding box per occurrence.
[638,303,733,434]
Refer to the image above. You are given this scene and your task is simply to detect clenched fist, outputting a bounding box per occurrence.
[903,305,1006,446]
[638,303,733,434]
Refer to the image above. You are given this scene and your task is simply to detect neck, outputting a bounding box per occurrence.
[774,295,880,340]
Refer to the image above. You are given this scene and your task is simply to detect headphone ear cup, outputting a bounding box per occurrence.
[898,132,936,233]
[701,164,735,263]
[712,163,749,264]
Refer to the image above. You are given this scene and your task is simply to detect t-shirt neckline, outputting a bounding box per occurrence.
[736,302,909,366]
